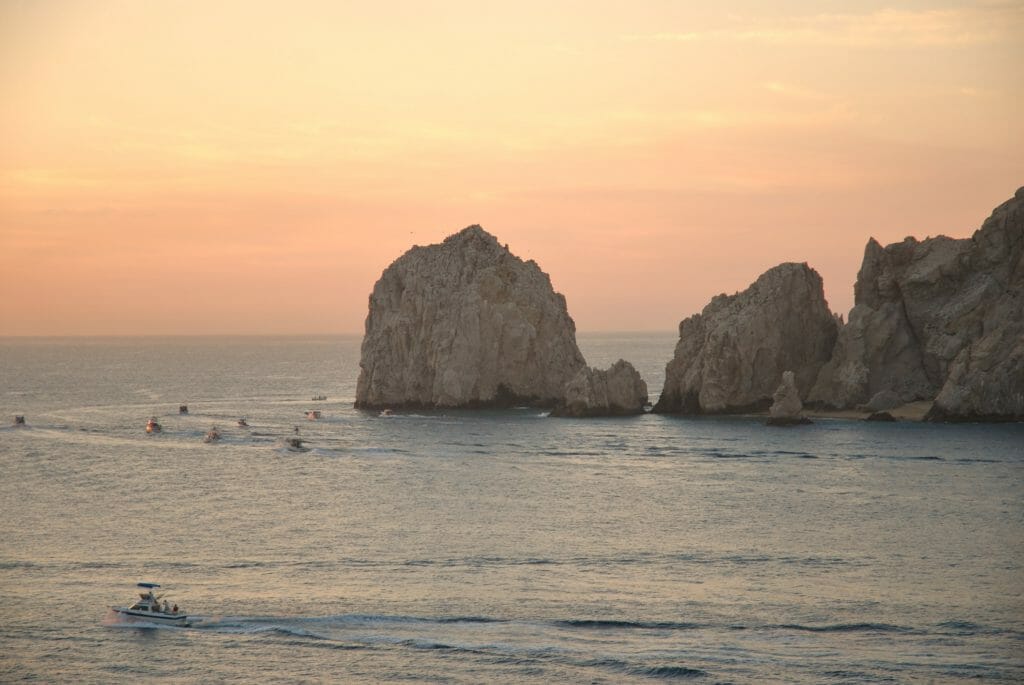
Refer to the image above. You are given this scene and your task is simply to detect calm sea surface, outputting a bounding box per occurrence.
[1,333,1022,684]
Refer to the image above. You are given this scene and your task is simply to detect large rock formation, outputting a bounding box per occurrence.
[355,225,587,409]
[654,263,839,414]
[551,360,648,417]
[809,187,1023,421]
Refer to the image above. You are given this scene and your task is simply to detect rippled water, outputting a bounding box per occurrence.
[1,334,1022,683]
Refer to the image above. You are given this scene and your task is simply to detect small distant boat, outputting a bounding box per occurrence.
[311,394,327,401]
[305,410,321,420]
[379,409,394,417]
[203,426,221,443]
[146,417,162,434]
[237,417,249,427]
[285,437,310,452]
[110,582,189,627]
[179,405,189,415]
[13,415,26,426]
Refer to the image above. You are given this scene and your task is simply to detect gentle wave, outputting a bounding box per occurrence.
[636,665,708,679]
[183,612,1020,641]
[773,622,918,634]
[583,658,708,680]
[557,619,705,631]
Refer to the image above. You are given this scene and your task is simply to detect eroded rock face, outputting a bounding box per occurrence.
[769,371,803,419]
[927,190,1024,421]
[810,187,1024,420]
[552,359,648,417]
[355,225,587,409]
[654,263,839,414]
[766,370,812,426]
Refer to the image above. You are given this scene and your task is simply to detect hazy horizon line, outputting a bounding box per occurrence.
[0,328,680,340]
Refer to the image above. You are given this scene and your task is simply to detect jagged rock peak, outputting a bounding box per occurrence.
[551,359,648,418]
[444,224,498,245]
[654,262,838,414]
[355,225,587,410]
[927,186,1024,421]
[810,185,1024,421]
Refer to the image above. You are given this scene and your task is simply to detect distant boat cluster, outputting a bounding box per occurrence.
[11,395,396,454]
[141,403,326,448]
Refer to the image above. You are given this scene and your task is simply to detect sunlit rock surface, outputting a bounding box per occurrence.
[355,225,587,409]
[552,359,648,417]
[654,262,839,414]
[810,187,1024,421]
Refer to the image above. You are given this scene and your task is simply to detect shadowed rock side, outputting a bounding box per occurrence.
[355,225,587,409]
[809,186,1024,421]
[654,263,839,414]
[551,359,648,417]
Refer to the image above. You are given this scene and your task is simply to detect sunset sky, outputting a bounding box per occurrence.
[2,0,1021,336]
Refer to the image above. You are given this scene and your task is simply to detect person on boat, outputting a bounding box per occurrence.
[172,604,178,614]
[163,600,170,613]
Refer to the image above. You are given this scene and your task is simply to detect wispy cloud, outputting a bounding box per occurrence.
[623,6,1023,48]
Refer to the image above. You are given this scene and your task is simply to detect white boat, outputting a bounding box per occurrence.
[379,408,394,417]
[146,417,162,433]
[110,582,189,627]
[203,426,221,443]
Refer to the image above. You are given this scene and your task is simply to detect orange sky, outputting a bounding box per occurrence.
[1,0,1022,336]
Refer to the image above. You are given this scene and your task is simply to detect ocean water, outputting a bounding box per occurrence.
[1,333,1022,684]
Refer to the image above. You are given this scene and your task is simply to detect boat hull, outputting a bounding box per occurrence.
[110,607,190,627]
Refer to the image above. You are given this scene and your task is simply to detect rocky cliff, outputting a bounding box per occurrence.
[355,225,587,409]
[654,263,839,414]
[810,187,1023,420]
[551,360,648,417]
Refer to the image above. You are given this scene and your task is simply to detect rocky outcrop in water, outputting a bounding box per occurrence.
[766,370,810,425]
[551,359,648,417]
[355,226,587,409]
[809,186,1024,421]
[654,263,839,414]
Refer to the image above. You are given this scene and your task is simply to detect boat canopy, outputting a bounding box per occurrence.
[136,582,161,589]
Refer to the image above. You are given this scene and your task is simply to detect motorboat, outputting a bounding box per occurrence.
[237,417,249,427]
[311,394,327,401]
[179,405,189,415]
[110,582,189,627]
[379,409,394,417]
[305,410,321,420]
[146,417,162,434]
[13,415,26,426]
[203,426,221,443]
[285,437,310,452]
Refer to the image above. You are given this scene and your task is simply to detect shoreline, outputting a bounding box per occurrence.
[795,401,934,422]
[806,401,937,421]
